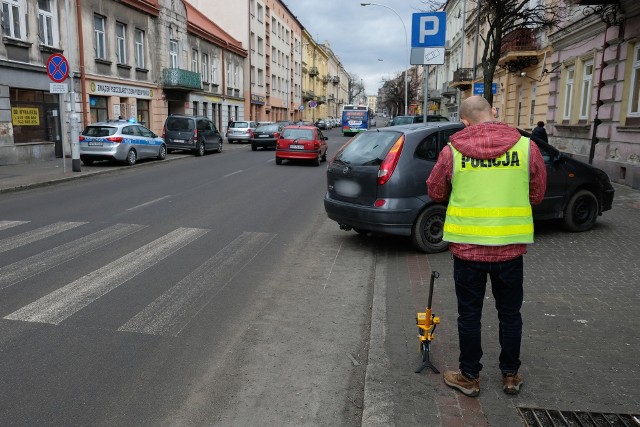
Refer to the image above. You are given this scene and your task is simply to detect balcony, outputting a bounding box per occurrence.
[450,68,474,90]
[322,75,330,84]
[309,67,319,77]
[498,28,540,72]
[302,90,315,101]
[162,68,202,91]
[318,96,327,104]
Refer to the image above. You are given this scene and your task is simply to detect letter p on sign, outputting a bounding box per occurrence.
[411,12,446,48]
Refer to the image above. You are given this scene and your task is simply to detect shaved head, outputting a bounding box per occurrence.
[459,96,496,126]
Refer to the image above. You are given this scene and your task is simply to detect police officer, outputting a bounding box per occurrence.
[427,96,547,397]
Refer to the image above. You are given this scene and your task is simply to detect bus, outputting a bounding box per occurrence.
[341,105,370,137]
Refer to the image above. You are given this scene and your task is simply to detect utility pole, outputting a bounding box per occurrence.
[65,0,81,171]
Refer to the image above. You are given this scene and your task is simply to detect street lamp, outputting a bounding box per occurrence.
[361,2,409,116]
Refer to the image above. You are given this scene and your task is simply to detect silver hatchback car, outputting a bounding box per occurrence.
[80,120,166,166]
[226,120,258,143]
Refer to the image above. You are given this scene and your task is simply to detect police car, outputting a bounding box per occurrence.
[79,120,167,166]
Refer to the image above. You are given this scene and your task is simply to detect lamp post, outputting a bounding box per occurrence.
[361,2,408,116]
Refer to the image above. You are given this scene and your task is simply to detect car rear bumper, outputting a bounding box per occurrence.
[602,187,615,212]
[165,139,198,151]
[251,138,277,147]
[323,193,416,236]
[276,148,320,160]
[79,144,128,161]
[227,134,251,142]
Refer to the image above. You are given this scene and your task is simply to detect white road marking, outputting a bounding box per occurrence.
[324,242,343,290]
[126,195,172,211]
[0,220,29,231]
[223,170,244,178]
[0,223,147,290]
[119,231,275,336]
[0,222,86,254]
[4,227,208,325]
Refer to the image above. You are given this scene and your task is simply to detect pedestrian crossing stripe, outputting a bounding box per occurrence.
[119,231,276,336]
[0,221,86,254]
[5,227,208,325]
[0,220,30,231]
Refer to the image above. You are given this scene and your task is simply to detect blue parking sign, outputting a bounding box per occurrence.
[411,12,446,47]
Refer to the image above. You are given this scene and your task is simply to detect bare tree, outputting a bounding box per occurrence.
[348,73,366,105]
[379,71,421,116]
[472,0,563,104]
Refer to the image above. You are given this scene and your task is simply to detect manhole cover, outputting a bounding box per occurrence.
[517,407,640,427]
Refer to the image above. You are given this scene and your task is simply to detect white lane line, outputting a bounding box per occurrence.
[323,242,343,290]
[0,222,86,254]
[0,220,29,231]
[118,231,275,336]
[126,195,172,211]
[5,227,208,325]
[223,170,244,178]
[0,223,147,290]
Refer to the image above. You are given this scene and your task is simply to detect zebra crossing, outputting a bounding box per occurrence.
[0,220,275,336]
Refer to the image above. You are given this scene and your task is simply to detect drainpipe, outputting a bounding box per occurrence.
[588,23,613,165]
[76,0,88,128]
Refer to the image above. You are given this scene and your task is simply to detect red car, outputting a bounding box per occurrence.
[275,125,328,166]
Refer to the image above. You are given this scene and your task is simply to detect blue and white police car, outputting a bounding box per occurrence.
[79,120,167,166]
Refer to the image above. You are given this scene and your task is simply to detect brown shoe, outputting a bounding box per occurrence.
[443,371,480,397]
[503,373,523,395]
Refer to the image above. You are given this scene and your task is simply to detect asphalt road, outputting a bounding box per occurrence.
[0,128,374,426]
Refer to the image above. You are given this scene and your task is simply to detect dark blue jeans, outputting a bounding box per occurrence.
[453,256,523,379]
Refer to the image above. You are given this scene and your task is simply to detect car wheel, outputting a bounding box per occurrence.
[411,205,448,253]
[275,157,282,165]
[81,157,94,166]
[196,142,205,157]
[562,189,599,232]
[251,144,257,151]
[126,149,137,166]
[216,140,223,153]
[321,150,327,162]
[158,144,167,160]
[313,154,321,166]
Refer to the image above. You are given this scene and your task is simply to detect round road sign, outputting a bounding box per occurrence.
[47,54,70,83]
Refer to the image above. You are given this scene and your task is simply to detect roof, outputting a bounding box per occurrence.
[119,0,159,17]
[184,2,247,57]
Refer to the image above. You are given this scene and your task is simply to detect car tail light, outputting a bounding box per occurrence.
[374,199,387,207]
[273,132,280,139]
[377,135,405,186]
[162,126,166,139]
[313,140,320,149]
[79,136,85,141]
[193,129,198,142]
[247,130,254,137]
[106,136,123,143]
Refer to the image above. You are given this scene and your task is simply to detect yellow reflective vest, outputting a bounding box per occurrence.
[443,136,534,245]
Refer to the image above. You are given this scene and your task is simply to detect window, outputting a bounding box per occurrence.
[563,66,575,120]
[116,22,126,64]
[257,36,263,55]
[529,83,536,127]
[631,45,640,116]
[517,87,523,127]
[169,39,178,68]
[211,57,218,84]
[580,61,593,120]
[415,134,439,161]
[2,0,25,39]
[135,29,145,69]
[38,0,57,46]
[272,17,276,34]
[191,48,198,73]
[234,63,239,87]
[94,14,106,59]
[202,53,209,82]
[257,3,263,22]
[257,68,264,85]
[272,47,277,63]
[226,61,232,87]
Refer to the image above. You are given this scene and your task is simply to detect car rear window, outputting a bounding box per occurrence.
[282,129,314,140]
[394,117,417,125]
[165,117,195,132]
[231,121,249,128]
[82,126,117,137]
[334,132,401,166]
[256,125,279,132]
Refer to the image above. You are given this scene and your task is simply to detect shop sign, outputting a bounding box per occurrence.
[251,94,265,105]
[11,107,40,126]
[90,82,153,99]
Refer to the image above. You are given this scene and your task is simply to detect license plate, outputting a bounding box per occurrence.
[259,135,269,138]
[172,139,186,143]
[88,141,103,146]
[290,144,304,149]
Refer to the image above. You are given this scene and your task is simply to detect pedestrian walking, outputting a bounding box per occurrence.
[426,96,547,397]
[532,121,549,143]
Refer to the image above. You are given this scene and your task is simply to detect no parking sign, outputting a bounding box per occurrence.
[47,53,69,83]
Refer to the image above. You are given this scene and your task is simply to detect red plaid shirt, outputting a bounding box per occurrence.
[427,126,547,262]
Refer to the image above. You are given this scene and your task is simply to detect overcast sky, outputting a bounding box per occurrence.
[285,0,434,95]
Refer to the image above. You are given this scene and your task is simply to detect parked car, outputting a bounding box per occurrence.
[275,125,328,166]
[163,115,223,156]
[250,123,285,151]
[387,115,449,126]
[315,119,328,130]
[79,120,166,166]
[227,120,258,143]
[324,122,615,253]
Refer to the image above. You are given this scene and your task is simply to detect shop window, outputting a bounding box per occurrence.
[9,88,59,143]
[137,99,149,127]
[90,96,108,123]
